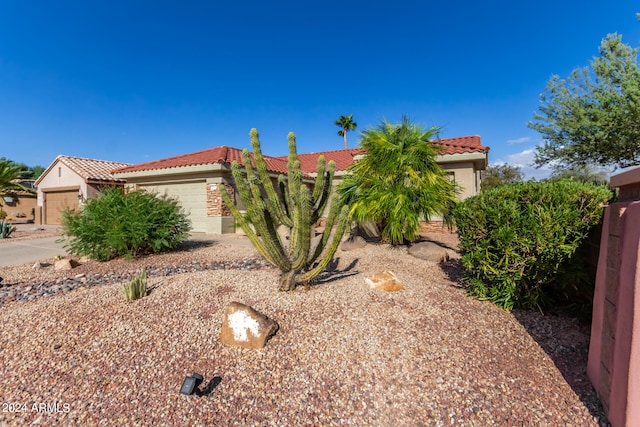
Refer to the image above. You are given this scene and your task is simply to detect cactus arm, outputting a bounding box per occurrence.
[308,192,342,264]
[249,128,293,228]
[311,160,335,224]
[221,164,290,271]
[291,186,312,271]
[310,155,326,204]
[299,205,350,284]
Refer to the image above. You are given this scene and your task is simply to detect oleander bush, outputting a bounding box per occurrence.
[120,269,148,301]
[61,188,191,261]
[453,179,612,311]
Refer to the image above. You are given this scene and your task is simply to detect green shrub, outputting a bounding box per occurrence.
[120,269,147,301]
[452,179,612,311]
[0,210,6,220]
[61,188,191,261]
[0,219,16,238]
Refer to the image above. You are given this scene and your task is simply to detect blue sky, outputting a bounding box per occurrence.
[1,1,639,179]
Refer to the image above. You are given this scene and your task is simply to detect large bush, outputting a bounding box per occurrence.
[452,179,612,310]
[61,188,191,261]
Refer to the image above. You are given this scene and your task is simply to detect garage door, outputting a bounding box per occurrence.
[44,190,79,225]
[139,181,207,232]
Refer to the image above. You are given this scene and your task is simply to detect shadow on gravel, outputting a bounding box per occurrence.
[178,239,218,251]
[198,376,222,397]
[512,310,609,426]
[310,257,360,286]
[439,258,465,287]
[438,256,609,425]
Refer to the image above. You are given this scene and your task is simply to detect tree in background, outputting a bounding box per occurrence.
[549,164,608,185]
[0,158,36,202]
[529,33,640,170]
[338,116,458,245]
[480,164,524,192]
[335,114,357,149]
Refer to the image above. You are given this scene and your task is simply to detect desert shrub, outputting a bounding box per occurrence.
[0,210,6,220]
[120,269,147,301]
[0,219,16,238]
[61,188,191,261]
[452,179,612,311]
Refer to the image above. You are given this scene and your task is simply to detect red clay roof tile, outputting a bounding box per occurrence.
[111,146,289,175]
[111,135,488,175]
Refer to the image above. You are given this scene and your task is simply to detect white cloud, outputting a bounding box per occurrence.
[506,136,532,145]
[493,148,553,181]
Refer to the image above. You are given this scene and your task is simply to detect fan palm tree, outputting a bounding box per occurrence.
[335,114,357,149]
[338,116,459,245]
[0,159,35,203]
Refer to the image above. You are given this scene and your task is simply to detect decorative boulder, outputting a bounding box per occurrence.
[408,241,450,262]
[365,270,405,292]
[341,235,366,251]
[219,302,279,349]
[353,221,380,240]
[54,258,80,271]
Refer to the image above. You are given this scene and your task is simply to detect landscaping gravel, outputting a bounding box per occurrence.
[0,233,608,426]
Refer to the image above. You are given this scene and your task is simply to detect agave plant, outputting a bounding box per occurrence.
[120,269,147,301]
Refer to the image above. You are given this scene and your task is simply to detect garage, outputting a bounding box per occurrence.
[138,181,207,232]
[44,189,79,225]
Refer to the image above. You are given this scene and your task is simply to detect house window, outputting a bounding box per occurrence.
[447,172,455,183]
[58,167,61,178]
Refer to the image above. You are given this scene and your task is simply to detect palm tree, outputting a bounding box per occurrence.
[335,114,357,149]
[338,116,458,245]
[0,159,35,204]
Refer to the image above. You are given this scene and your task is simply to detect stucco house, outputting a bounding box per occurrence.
[34,155,130,225]
[111,136,489,234]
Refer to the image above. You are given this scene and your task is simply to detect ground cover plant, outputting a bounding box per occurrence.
[453,179,613,311]
[220,128,350,291]
[61,187,191,261]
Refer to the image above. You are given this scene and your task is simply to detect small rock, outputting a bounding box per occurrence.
[365,270,405,292]
[54,259,80,271]
[407,241,450,262]
[219,302,279,349]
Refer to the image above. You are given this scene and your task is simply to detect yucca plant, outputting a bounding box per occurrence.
[0,220,16,239]
[221,128,350,291]
[120,269,147,301]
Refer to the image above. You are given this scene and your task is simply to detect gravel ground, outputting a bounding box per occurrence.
[0,232,608,426]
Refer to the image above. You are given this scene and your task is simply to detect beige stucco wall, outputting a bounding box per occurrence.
[36,160,88,207]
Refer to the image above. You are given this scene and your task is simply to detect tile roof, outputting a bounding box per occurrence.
[111,135,488,176]
[111,146,289,175]
[291,148,365,173]
[35,155,130,186]
[433,135,489,155]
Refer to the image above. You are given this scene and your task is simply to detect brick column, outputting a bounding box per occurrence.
[206,183,233,217]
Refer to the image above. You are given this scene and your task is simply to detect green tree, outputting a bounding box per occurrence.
[549,164,608,185]
[338,116,458,245]
[335,114,357,149]
[529,33,640,169]
[481,164,524,192]
[0,159,35,202]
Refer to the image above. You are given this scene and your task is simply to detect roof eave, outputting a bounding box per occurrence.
[435,152,488,169]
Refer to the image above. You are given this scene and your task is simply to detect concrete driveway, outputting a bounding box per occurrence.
[0,236,69,267]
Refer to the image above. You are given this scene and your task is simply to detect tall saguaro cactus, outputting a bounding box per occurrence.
[220,128,350,291]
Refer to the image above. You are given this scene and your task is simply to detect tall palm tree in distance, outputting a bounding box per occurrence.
[335,114,357,149]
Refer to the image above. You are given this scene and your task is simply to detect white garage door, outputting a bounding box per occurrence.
[139,181,207,232]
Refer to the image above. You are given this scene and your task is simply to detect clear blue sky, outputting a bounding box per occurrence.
[2,1,639,179]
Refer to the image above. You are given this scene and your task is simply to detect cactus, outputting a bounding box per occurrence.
[221,128,350,291]
[120,269,147,301]
[0,220,16,239]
